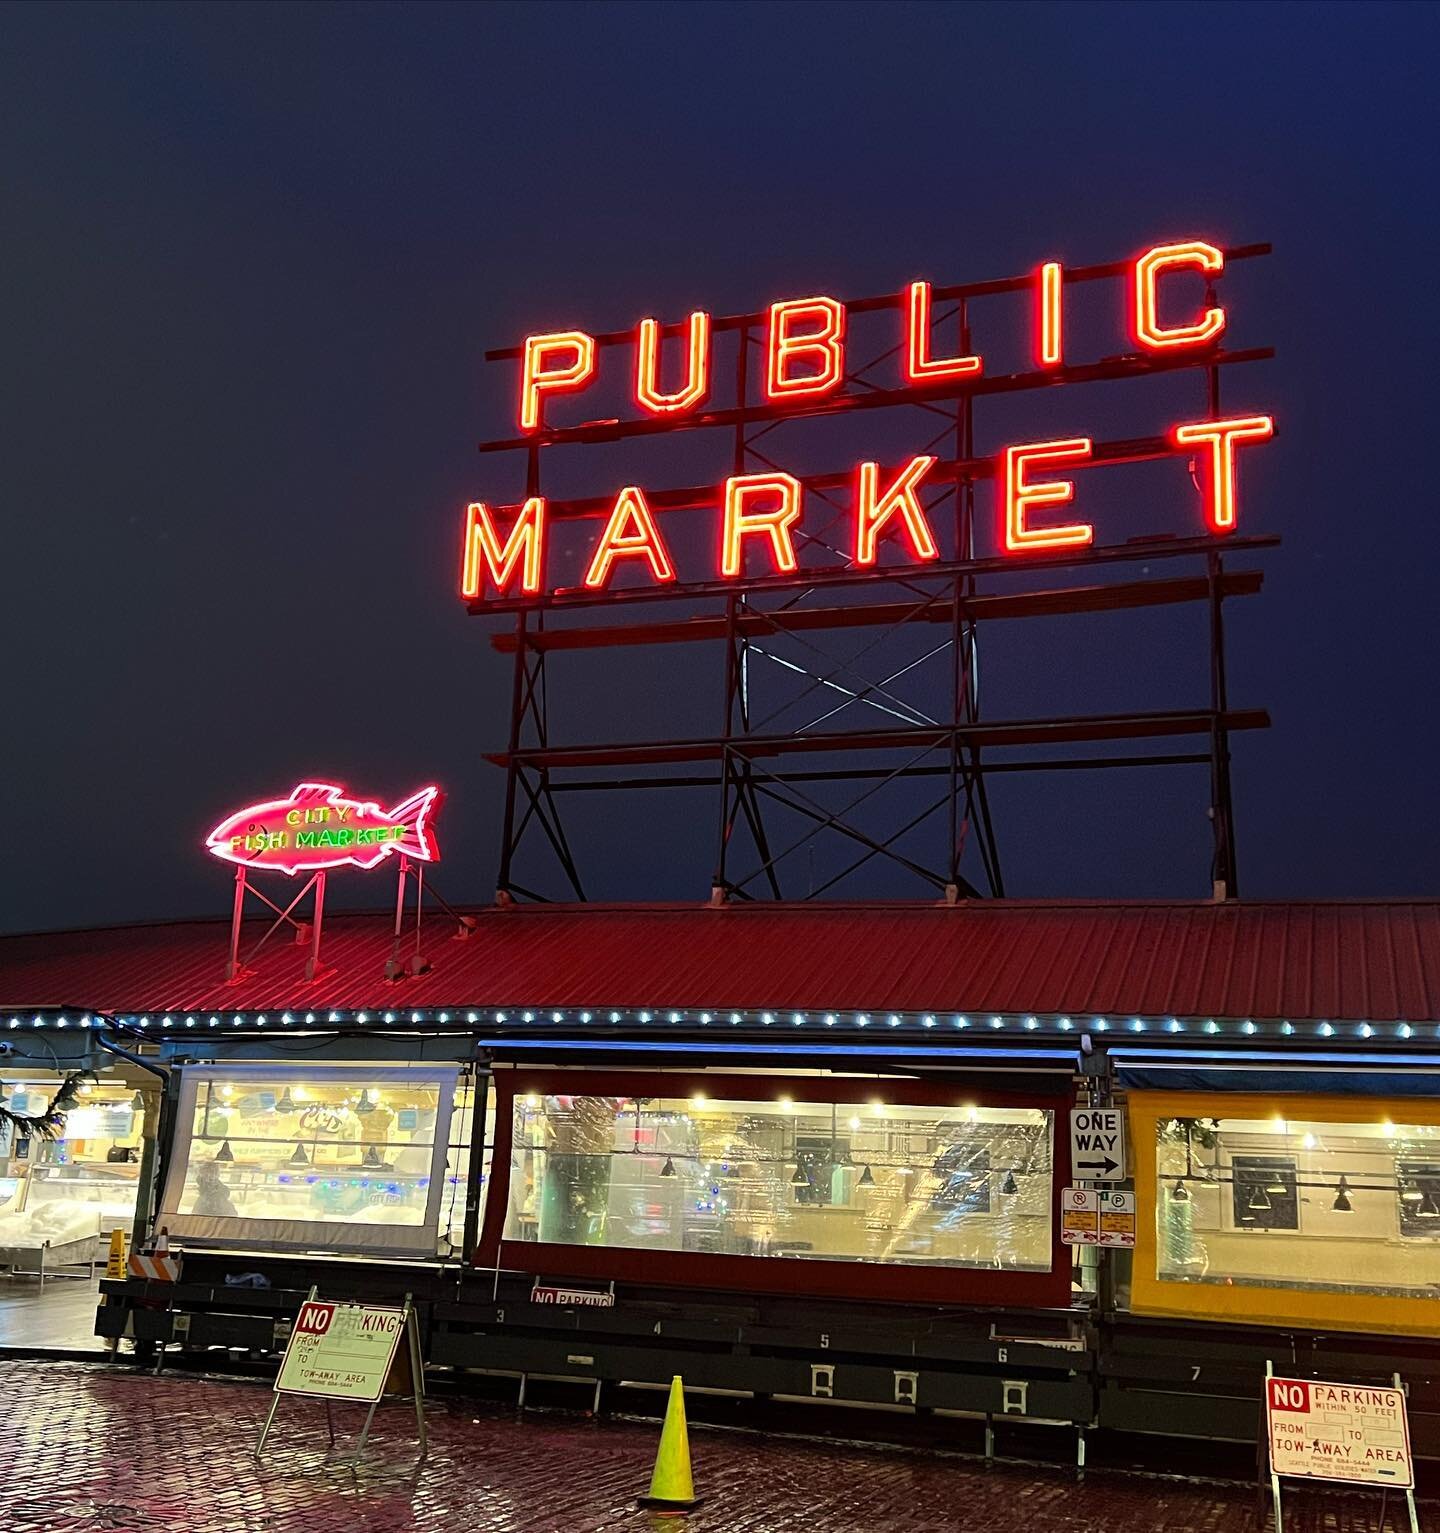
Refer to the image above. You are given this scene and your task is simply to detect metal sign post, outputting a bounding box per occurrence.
[256,1288,427,1463]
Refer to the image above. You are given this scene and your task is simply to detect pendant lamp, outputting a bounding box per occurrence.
[791,1164,809,1185]
[288,1142,309,1166]
[214,1139,234,1163]
[1247,1185,1271,1212]
[1332,1176,1353,1213]
[1171,1180,1190,1203]
[660,1156,676,1177]
[1000,1170,1019,1196]
[276,1088,297,1114]
[362,1145,384,1169]
[858,1165,875,1187]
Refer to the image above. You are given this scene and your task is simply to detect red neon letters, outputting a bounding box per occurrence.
[462,498,546,597]
[1002,439,1095,553]
[1038,262,1063,368]
[1173,415,1275,532]
[855,456,939,567]
[722,473,803,577]
[905,282,982,384]
[1133,241,1226,352]
[520,331,596,431]
[636,312,711,415]
[766,298,846,401]
[467,237,1276,601]
[584,487,676,589]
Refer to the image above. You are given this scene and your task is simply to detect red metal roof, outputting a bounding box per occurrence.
[4,900,1440,1024]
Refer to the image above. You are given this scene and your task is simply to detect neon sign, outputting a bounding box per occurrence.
[464,238,1275,605]
[206,783,441,876]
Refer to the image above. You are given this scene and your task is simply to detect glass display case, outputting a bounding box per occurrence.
[0,1075,146,1248]
[502,1089,1054,1272]
[157,1064,461,1258]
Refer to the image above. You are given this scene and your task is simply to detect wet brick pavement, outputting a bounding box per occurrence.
[0,1361,1428,1532]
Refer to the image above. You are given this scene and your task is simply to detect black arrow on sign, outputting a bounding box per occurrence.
[1076,1156,1120,1176]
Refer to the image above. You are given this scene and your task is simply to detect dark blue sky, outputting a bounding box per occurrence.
[5,1,1438,931]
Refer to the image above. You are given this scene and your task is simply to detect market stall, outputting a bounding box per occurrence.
[154,1063,474,1260]
[0,1071,150,1280]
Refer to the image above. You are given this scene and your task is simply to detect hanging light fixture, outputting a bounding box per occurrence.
[276,1088,297,1114]
[362,1145,383,1169]
[858,1165,875,1187]
[288,1142,309,1166]
[1247,1185,1271,1212]
[791,1163,809,1185]
[660,1156,676,1177]
[354,1090,375,1116]
[1265,1175,1289,1196]
[1000,1170,1019,1196]
[1332,1176,1352,1213]
[1418,1191,1440,1220]
[1171,1179,1191,1203]
[130,1090,146,1112]
[214,1139,234,1163]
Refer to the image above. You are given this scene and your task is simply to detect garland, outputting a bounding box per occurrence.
[0,1070,96,1141]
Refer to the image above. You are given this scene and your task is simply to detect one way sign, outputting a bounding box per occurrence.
[1069,1108,1127,1182]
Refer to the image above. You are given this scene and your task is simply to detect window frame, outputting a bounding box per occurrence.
[1228,1152,1301,1234]
[476,1068,1073,1308]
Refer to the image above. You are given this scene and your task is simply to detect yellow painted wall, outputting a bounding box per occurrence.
[1129,1090,1440,1337]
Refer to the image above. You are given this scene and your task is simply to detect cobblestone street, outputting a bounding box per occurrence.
[0,1361,1426,1532]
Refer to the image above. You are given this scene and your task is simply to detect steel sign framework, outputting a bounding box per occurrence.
[465,241,1276,906]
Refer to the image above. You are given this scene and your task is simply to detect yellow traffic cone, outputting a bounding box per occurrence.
[638,1374,703,1512]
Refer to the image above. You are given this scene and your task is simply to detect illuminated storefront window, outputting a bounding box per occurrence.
[157,1064,460,1257]
[502,1092,1053,1272]
[0,1074,147,1263]
[1155,1115,1440,1299]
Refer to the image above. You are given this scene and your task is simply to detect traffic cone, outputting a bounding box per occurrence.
[638,1375,703,1512]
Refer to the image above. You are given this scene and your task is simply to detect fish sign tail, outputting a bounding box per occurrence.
[389,786,441,862]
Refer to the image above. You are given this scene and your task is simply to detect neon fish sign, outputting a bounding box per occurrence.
[206,783,441,876]
[462,238,1276,605]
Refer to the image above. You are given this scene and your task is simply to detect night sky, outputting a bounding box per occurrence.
[6,1,1439,933]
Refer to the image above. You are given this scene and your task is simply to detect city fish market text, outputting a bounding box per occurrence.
[462,238,1275,605]
[206,782,441,877]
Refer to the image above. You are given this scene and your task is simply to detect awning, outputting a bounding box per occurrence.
[1111,1047,1440,1097]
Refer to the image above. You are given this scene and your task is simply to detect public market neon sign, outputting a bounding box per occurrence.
[463,239,1274,604]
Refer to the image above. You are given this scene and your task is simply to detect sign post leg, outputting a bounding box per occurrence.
[305,871,326,981]
[407,1303,428,1459]
[1269,1367,1288,1533]
[355,1397,382,1458]
[254,1392,282,1460]
[226,868,247,981]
